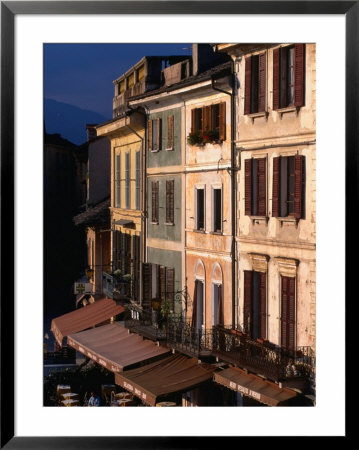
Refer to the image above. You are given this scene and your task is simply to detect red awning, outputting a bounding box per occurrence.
[115,354,216,406]
[51,298,125,346]
[213,366,298,406]
[67,323,171,372]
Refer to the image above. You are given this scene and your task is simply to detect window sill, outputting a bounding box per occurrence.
[150,221,159,225]
[247,111,269,123]
[275,106,300,118]
[210,231,223,235]
[276,216,299,228]
[165,147,174,152]
[164,222,174,226]
[149,148,160,153]
[193,229,205,234]
[250,216,269,225]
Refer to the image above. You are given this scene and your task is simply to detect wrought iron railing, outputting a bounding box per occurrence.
[102,272,114,298]
[124,307,168,341]
[211,326,315,382]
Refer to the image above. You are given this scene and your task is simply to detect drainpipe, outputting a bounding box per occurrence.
[211,61,236,329]
[125,105,147,307]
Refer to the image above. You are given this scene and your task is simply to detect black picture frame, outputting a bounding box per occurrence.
[1,1,354,447]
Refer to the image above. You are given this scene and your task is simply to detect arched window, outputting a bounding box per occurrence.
[211,263,223,326]
[192,260,205,330]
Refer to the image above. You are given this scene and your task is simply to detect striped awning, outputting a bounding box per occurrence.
[51,298,125,347]
[67,323,170,372]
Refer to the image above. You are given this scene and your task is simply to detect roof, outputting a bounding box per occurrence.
[213,367,298,406]
[67,323,171,372]
[128,61,232,102]
[115,354,216,406]
[44,132,77,149]
[51,298,125,347]
[73,197,110,227]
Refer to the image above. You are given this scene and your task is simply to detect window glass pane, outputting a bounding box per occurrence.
[196,188,205,230]
[213,188,222,232]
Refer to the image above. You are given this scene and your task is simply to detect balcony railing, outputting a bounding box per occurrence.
[167,319,213,358]
[124,308,168,341]
[211,326,315,382]
[102,272,114,298]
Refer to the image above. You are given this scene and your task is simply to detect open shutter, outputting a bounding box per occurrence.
[166,180,174,224]
[244,56,252,115]
[259,272,266,339]
[273,48,280,110]
[203,106,211,133]
[257,158,266,216]
[243,271,252,334]
[191,109,196,134]
[167,115,174,149]
[142,263,152,311]
[151,181,158,222]
[281,276,288,350]
[258,53,266,113]
[294,44,305,107]
[294,155,304,219]
[148,119,153,151]
[288,277,296,353]
[219,102,226,141]
[272,156,280,217]
[217,284,223,326]
[245,159,252,216]
[157,118,162,150]
[166,268,175,310]
[191,280,199,328]
[160,266,166,301]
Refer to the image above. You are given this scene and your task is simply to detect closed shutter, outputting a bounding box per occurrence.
[166,180,174,224]
[167,115,174,149]
[156,118,162,150]
[166,268,175,310]
[191,109,196,134]
[219,102,226,141]
[258,53,266,113]
[125,152,130,209]
[160,266,166,301]
[294,44,305,107]
[272,156,280,217]
[151,181,158,223]
[245,159,252,216]
[288,277,296,352]
[273,48,280,110]
[191,280,199,328]
[281,276,296,352]
[217,284,223,325]
[142,263,152,310]
[259,272,266,339]
[116,154,120,208]
[135,151,140,210]
[257,157,266,216]
[244,56,252,115]
[243,271,252,334]
[148,119,153,151]
[203,106,211,133]
[294,155,304,219]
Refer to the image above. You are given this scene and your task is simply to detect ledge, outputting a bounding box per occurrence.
[275,106,300,119]
[193,229,205,234]
[277,216,299,228]
[209,231,223,236]
[250,216,269,225]
[164,222,175,226]
[150,221,159,225]
[165,147,174,152]
[149,148,160,153]
[247,111,269,123]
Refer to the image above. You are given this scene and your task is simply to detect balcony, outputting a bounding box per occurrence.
[124,307,167,341]
[102,272,133,302]
[211,326,315,383]
[166,319,213,358]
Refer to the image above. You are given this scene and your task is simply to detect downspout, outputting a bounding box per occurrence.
[125,105,147,307]
[211,62,236,329]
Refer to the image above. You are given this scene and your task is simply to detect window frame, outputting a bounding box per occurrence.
[195,185,205,232]
[148,117,162,152]
[212,185,223,233]
[190,102,226,143]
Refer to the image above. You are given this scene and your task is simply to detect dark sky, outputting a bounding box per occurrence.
[44,43,191,119]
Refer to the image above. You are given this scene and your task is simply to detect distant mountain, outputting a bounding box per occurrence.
[44,98,109,145]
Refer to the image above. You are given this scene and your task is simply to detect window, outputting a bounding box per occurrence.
[273,44,305,110]
[148,118,162,151]
[165,180,174,224]
[135,151,140,210]
[244,53,266,114]
[191,279,204,330]
[190,103,226,142]
[142,263,175,311]
[118,80,125,94]
[137,65,145,82]
[127,72,134,89]
[243,271,266,340]
[280,276,296,352]
[212,284,223,326]
[151,181,159,223]
[272,155,304,219]
[166,115,174,150]
[115,154,120,208]
[195,187,205,231]
[213,187,222,232]
[245,158,266,216]
[125,152,130,209]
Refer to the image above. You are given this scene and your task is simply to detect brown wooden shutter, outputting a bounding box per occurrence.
[166,180,174,224]
[151,181,158,222]
[281,276,288,349]
[166,267,175,309]
[272,156,280,217]
[244,56,252,115]
[160,266,166,301]
[191,280,199,328]
[294,155,304,219]
[243,271,252,334]
[167,115,174,149]
[259,272,266,339]
[273,48,280,110]
[142,263,152,311]
[219,102,226,141]
[245,159,252,216]
[203,106,211,132]
[281,276,296,352]
[148,119,153,150]
[294,44,305,107]
[157,118,162,150]
[217,284,223,325]
[258,53,266,113]
[257,158,266,216]
[288,277,296,352]
[191,109,196,134]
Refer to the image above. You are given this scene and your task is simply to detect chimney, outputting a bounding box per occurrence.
[86,124,97,142]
